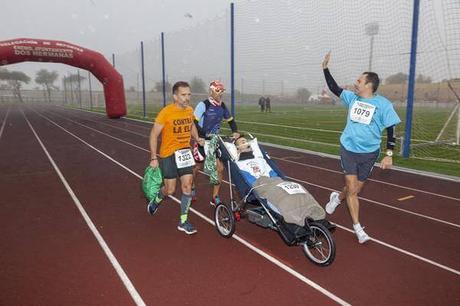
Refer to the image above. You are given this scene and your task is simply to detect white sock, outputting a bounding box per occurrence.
[353,223,362,232]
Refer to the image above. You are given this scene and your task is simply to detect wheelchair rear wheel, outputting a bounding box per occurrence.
[302,221,335,266]
[214,203,235,238]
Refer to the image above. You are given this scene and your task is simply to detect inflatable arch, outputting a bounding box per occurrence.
[0,38,126,118]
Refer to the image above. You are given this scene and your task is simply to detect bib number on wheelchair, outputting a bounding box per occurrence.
[175,149,195,169]
[277,182,306,195]
[350,101,376,125]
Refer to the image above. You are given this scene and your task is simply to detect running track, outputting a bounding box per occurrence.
[1,103,459,305]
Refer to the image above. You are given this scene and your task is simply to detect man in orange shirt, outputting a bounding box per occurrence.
[148,81,205,235]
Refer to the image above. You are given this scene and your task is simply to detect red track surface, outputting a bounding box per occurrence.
[1,104,459,305]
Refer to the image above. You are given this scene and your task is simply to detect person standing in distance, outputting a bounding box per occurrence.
[148,81,205,235]
[322,51,401,244]
[192,80,240,206]
[265,96,271,113]
[258,96,265,112]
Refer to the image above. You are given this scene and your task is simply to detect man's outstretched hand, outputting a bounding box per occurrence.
[322,51,331,69]
[380,156,393,170]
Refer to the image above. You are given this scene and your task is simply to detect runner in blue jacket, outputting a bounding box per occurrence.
[192,80,240,206]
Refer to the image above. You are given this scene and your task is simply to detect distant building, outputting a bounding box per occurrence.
[308,89,334,104]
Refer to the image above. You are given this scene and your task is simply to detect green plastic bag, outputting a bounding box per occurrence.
[142,166,163,201]
[204,135,220,185]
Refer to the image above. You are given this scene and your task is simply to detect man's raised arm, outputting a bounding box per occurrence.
[322,51,343,97]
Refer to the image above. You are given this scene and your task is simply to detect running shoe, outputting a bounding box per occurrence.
[177,221,197,235]
[325,191,341,214]
[147,199,160,216]
[355,227,371,244]
[210,196,222,207]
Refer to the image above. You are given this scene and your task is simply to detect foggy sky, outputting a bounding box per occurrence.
[1,0,233,55]
[0,0,233,89]
[1,0,458,95]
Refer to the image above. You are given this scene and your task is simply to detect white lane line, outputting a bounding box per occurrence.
[284,176,460,229]
[59,107,339,147]
[21,109,146,306]
[187,207,351,305]
[32,108,351,306]
[33,108,460,279]
[260,141,460,183]
[49,108,149,136]
[43,110,147,151]
[234,120,434,143]
[54,106,460,201]
[271,156,460,202]
[222,126,340,147]
[42,108,460,229]
[0,105,11,141]
[237,119,342,134]
[68,106,432,143]
[51,109,148,138]
[57,106,151,130]
[334,224,460,276]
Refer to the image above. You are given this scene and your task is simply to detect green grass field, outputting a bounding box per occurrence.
[85,102,460,178]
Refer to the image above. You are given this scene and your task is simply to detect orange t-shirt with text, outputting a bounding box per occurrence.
[155,103,194,158]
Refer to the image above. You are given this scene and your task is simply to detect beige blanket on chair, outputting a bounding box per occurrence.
[253,176,326,226]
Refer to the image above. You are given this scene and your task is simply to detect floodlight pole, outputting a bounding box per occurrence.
[368,36,375,71]
[241,77,244,103]
[63,77,67,105]
[365,22,379,71]
[88,71,93,109]
[457,105,460,145]
[69,72,74,103]
[77,69,82,108]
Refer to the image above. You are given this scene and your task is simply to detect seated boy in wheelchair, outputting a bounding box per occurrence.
[231,136,326,226]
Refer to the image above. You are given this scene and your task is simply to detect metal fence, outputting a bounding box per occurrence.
[2,0,459,169]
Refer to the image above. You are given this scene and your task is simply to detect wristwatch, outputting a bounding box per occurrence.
[385,150,393,157]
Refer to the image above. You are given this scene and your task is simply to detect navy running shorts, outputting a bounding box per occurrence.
[340,144,380,181]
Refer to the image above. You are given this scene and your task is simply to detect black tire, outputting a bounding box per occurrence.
[302,221,336,266]
[214,203,235,238]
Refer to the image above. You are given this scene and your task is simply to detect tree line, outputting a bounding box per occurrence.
[0,69,450,104]
[0,68,84,103]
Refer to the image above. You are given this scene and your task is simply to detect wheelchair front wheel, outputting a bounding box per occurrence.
[302,221,336,266]
[214,203,235,238]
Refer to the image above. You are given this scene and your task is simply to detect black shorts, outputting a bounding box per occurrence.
[340,145,379,181]
[159,153,193,179]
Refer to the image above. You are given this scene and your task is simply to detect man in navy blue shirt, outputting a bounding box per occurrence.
[193,80,240,206]
[322,51,401,244]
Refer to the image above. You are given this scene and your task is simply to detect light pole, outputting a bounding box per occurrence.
[365,22,379,71]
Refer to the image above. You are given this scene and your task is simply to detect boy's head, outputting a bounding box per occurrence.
[235,136,251,153]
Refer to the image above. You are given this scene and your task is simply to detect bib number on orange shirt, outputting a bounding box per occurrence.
[175,149,195,169]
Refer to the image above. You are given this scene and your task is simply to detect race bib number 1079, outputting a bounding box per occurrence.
[350,101,376,125]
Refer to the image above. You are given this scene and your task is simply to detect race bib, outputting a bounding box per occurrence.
[175,149,195,169]
[277,182,306,195]
[350,101,376,125]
